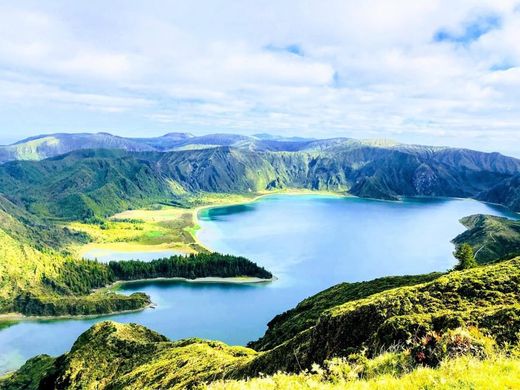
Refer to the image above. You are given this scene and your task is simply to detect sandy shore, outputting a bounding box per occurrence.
[78,242,194,260]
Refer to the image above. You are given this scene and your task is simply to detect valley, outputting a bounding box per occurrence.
[0,134,519,388]
[0,194,517,376]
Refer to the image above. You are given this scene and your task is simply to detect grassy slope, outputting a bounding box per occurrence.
[1,145,519,224]
[0,321,257,390]
[209,355,520,389]
[453,214,520,263]
[0,222,150,316]
[0,193,151,316]
[249,273,442,351]
[242,258,520,376]
[3,258,520,389]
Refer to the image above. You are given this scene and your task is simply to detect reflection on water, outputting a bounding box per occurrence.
[0,195,517,374]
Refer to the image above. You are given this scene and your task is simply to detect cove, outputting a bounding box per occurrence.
[0,195,517,374]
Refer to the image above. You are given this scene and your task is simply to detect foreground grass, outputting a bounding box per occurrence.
[208,355,520,389]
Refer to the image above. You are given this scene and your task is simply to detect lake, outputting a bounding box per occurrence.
[0,195,517,373]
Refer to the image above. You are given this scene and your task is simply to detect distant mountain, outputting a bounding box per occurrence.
[0,131,486,163]
[0,133,156,163]
[0,132,312,162]
[0,141,519,221]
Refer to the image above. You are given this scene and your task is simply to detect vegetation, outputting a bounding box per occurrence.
[453,214,520,263]
[453,243,477,270]
[1,139,519,225]
[109,253,272,281]
[209,354,520,389]
[249,273,442,351]
[12,292,150,317]
[1,134,519,387]
[3,258,520,389]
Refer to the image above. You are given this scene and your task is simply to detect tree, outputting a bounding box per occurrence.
[453,243,477,270]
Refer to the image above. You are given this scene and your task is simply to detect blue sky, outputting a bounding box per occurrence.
[0,1,519,157]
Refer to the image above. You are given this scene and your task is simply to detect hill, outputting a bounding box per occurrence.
[0,189,270,317]
[3,258,520,389]
[453,214,520,263]
[0,143,519,223]
[477,173,520,211]
[0,133,156,163]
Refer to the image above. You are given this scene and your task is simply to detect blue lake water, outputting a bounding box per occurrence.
[0,195,517,373]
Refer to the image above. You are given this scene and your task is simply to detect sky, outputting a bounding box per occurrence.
[0,1,519,157]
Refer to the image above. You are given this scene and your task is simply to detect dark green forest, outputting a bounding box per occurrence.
[109,253,272,281]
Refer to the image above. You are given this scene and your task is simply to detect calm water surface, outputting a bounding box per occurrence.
[0,195,517,373]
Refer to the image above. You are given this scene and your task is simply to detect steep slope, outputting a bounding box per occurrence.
[0,196,149,315]
[478,173,520,212]
[248,273,442,352]
[453,214,520,263]
[0,321,257,390]
[245,258,520,375]
[0,141,519,223]
[4,258,520,389]
[0,149,174,220]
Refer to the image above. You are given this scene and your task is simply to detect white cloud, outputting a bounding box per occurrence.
[0,0,519,156]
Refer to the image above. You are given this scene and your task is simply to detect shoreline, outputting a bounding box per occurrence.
[73,192,518,262]
[0,305,152,323]
[109,275,276,289]
[78,243,194,260]
[72,190,349,259]
[0,275,275,323]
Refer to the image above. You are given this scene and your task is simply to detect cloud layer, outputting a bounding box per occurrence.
[0,1,519,156]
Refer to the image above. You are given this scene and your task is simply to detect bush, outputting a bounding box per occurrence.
[411,327,495,367]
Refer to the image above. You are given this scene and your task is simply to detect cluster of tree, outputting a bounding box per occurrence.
[6,253,271,317]
[108,252,273,281]
[42,259,115,296]
[12,291,150,317]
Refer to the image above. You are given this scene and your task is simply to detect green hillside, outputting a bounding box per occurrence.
[3,258,520,389]
[478,173,520,212]
[453,214,520,263]
[0,190,270,317]
[0,136,519,388]
[1,143,519,224]
[249,273,442,352]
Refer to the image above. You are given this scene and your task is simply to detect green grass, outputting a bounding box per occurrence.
[453,214,520,263]
[209,355,520,389]
[250,273,443,351]
[4,258,520,389]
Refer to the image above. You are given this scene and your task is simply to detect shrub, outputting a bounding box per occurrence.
[412,327,495,367]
